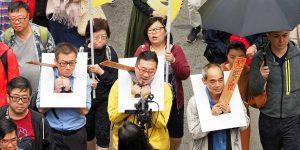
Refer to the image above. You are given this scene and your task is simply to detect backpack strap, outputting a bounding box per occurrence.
[106,45,112,60]
[39,26,48,49]
[1,50,8,82]
[4,28,12,44]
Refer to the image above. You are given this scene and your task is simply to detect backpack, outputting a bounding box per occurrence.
[4,26,48,49]
[1,50,8,82]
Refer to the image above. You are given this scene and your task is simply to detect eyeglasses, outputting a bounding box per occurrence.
[9,14,28,23]
[9,95,30,103]
[136,65,156,75]
[94,35,108,41]
[0,137,17,145]
[147,27,165,34]
[58,60,77,67]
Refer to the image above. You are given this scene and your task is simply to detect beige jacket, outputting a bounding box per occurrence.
[187,96,250,150]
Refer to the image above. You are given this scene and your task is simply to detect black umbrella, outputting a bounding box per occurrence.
[199,0,300,36]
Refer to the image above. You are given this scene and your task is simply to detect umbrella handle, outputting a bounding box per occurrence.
[263,52,267,66]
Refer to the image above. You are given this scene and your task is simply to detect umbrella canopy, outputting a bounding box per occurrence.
[199,0,300,36]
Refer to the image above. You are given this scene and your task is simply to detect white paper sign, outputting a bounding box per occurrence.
[118,56,165,112]
[191,72,247,132]
[40,53,87,108]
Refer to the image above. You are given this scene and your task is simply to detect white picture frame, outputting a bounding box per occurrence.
[40,53,88,108]
[118,56,165,113]
[190,72,247,132]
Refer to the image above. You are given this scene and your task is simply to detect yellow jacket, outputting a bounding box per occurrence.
[108,80,173,150]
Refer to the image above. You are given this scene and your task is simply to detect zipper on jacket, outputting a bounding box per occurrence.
[280,65,284,118]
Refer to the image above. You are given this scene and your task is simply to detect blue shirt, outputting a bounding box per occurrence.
[36,69,92,131]
[206,88,228,150]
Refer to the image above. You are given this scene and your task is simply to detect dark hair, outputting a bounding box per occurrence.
[118,121,153,150]
[86,18,111,38]
[0,118,17,139]
[226,41,247,55]
[8,1,30,13]
[7,76,32,96]
[144,17,173,44]
[136,51,158,68]
[55,42,78,59]
[202,63,223,80]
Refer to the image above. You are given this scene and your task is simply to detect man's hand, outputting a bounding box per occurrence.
[63,77,71,91]
[259,61,269,80]
[219,103,231,114]
[211,103,222,116]
[88,64,104,75]
[141,85,151,98]
[211,103,231,116]
[54,77,71,93]
[54,77,64,93]
[132,84,142,96]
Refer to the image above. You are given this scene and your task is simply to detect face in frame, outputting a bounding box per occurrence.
[227,48,246,68]
[93,30,108,49]
[8,8,30,32]
[135,59,157,86]
[202,66,224,97]
[7,88,31,116]
[54,52,77,78]
[0,131,18,150]
[267,31,290,51]
[147,21,166,46]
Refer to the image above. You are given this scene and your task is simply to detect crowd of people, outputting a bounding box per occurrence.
[0,1,300,150]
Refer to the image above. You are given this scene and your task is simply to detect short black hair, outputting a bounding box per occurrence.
[118,121,153,150]
[8,1,30,13]
[226,41,247,55]
[136,51,158,68]
[55,42,78,60]
[86,18,111,38]
[144,17,173,44]
[0,118,17,140]
[7,76,32,96]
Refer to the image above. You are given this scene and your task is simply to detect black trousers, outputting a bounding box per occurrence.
[52,127,87,150]
[259,113,300,150]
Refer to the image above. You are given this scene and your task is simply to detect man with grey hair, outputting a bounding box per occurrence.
[187,63,249,149]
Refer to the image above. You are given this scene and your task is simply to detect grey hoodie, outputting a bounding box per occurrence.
[249,42,300,118]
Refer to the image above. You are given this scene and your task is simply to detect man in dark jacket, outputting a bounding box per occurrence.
[0,76,54,150]
[249,31,300,149]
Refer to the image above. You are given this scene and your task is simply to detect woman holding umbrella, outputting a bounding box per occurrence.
[134,17,190,150]
[84,18,118,150]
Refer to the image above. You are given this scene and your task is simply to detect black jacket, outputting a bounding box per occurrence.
[0,105,54,150]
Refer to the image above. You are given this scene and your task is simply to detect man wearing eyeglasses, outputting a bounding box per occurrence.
[0,76,54,150]
[1,1,55,95]
[36,42,92,150]
[108,51,173,150]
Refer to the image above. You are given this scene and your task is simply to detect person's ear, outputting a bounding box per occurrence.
[202,77,207,85]
[6,94,10,104]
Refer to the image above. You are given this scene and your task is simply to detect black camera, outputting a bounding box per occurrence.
[125,94,154,130]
